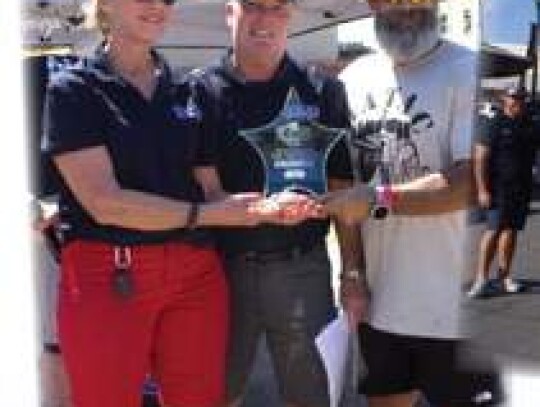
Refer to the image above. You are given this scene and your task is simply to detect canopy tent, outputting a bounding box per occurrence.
[480,21,539,100]
[481,43,534,78]
[22,0,372,47]
[163,0,371,46]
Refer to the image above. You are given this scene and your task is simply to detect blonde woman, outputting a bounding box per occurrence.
[40,1,297,406]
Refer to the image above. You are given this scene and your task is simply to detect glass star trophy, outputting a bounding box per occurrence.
[239,87,349,196]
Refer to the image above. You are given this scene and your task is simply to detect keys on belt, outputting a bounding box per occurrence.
[112,246,134,299]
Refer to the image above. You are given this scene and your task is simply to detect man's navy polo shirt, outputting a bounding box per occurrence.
[478,111,539,205]
[42,47,218,245]
[192,54,353,254]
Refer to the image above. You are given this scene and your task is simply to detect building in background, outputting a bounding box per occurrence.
[479,0,538,101]
[439,0,481,48]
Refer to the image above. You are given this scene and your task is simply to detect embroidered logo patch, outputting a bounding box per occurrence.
[172,97,202,121]
[282,88,320,121]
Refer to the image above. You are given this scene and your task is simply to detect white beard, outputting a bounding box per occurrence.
[375,11,440,65]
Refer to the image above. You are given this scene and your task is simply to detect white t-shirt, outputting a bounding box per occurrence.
[339,41,478,339]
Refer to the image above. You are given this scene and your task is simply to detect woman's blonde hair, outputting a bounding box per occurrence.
[85,0,110,37]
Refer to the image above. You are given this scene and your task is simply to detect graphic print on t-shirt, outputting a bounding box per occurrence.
[350,87,434,184]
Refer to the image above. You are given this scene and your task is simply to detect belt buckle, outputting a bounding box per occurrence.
[290,246,302,259]
[236,245,309,263]
[260,246,303,262]
[243,251,259,262]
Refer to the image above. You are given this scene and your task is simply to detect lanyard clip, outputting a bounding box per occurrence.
[114,246,132,269]
[112,246,134,299]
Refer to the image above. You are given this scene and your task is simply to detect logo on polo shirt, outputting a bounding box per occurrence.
[172,96,202,121]
[282,88,320,121]
[46,55,82,79]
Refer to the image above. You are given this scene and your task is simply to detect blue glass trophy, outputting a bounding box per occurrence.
[239,87,349,196]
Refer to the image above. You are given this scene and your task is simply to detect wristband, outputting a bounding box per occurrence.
[376,184,401,208]
[185,202,199,229]
[340,269,364,281]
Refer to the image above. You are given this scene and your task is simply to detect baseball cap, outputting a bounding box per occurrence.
[236,0,296,4]
[502,86,527,100]
[368,0,437,9]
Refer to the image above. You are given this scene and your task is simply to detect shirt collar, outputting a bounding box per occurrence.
[219,50,294,87]
[89,41,172,87]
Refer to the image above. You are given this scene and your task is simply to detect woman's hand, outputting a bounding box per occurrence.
[248,190,325,225]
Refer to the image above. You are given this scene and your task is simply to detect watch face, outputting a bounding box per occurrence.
[372,205,389,219]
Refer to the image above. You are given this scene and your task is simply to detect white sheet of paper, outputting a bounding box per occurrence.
[315,312,350,407]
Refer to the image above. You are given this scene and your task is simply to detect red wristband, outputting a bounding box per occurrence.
[375,184,399,209]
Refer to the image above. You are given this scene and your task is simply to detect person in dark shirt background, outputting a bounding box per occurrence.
[469,87,540,298]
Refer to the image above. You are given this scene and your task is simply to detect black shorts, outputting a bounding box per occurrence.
[486,205,528,231]
[358,324,503,405]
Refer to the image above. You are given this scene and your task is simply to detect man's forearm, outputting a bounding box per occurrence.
[194,166,230,201]
[328,177,366,276]
[473,145,490,197]
[334,218,365,277]
[391,160,474,216]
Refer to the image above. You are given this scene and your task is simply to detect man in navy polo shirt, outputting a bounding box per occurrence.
[469,87,540,298]
[189,1,367,406]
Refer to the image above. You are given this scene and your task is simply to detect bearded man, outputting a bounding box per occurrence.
[323,0,502,405]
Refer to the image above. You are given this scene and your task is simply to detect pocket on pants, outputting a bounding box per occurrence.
[59,241,115,301]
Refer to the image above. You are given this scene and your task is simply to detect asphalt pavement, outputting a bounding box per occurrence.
[464,191,540,369]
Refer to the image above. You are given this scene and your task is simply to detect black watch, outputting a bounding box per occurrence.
[371,204,389,219]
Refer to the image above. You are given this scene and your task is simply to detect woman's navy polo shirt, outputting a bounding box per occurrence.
[42,47,218,245]
[191,54,353,254]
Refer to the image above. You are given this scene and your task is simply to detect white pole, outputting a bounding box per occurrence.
[0,1,40,406]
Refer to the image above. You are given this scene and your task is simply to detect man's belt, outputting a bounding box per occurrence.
[227,242,324,263]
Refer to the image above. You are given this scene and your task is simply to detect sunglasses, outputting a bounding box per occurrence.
[377,8,435,32]
[241,0,292,15]
[134,0,178,6]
